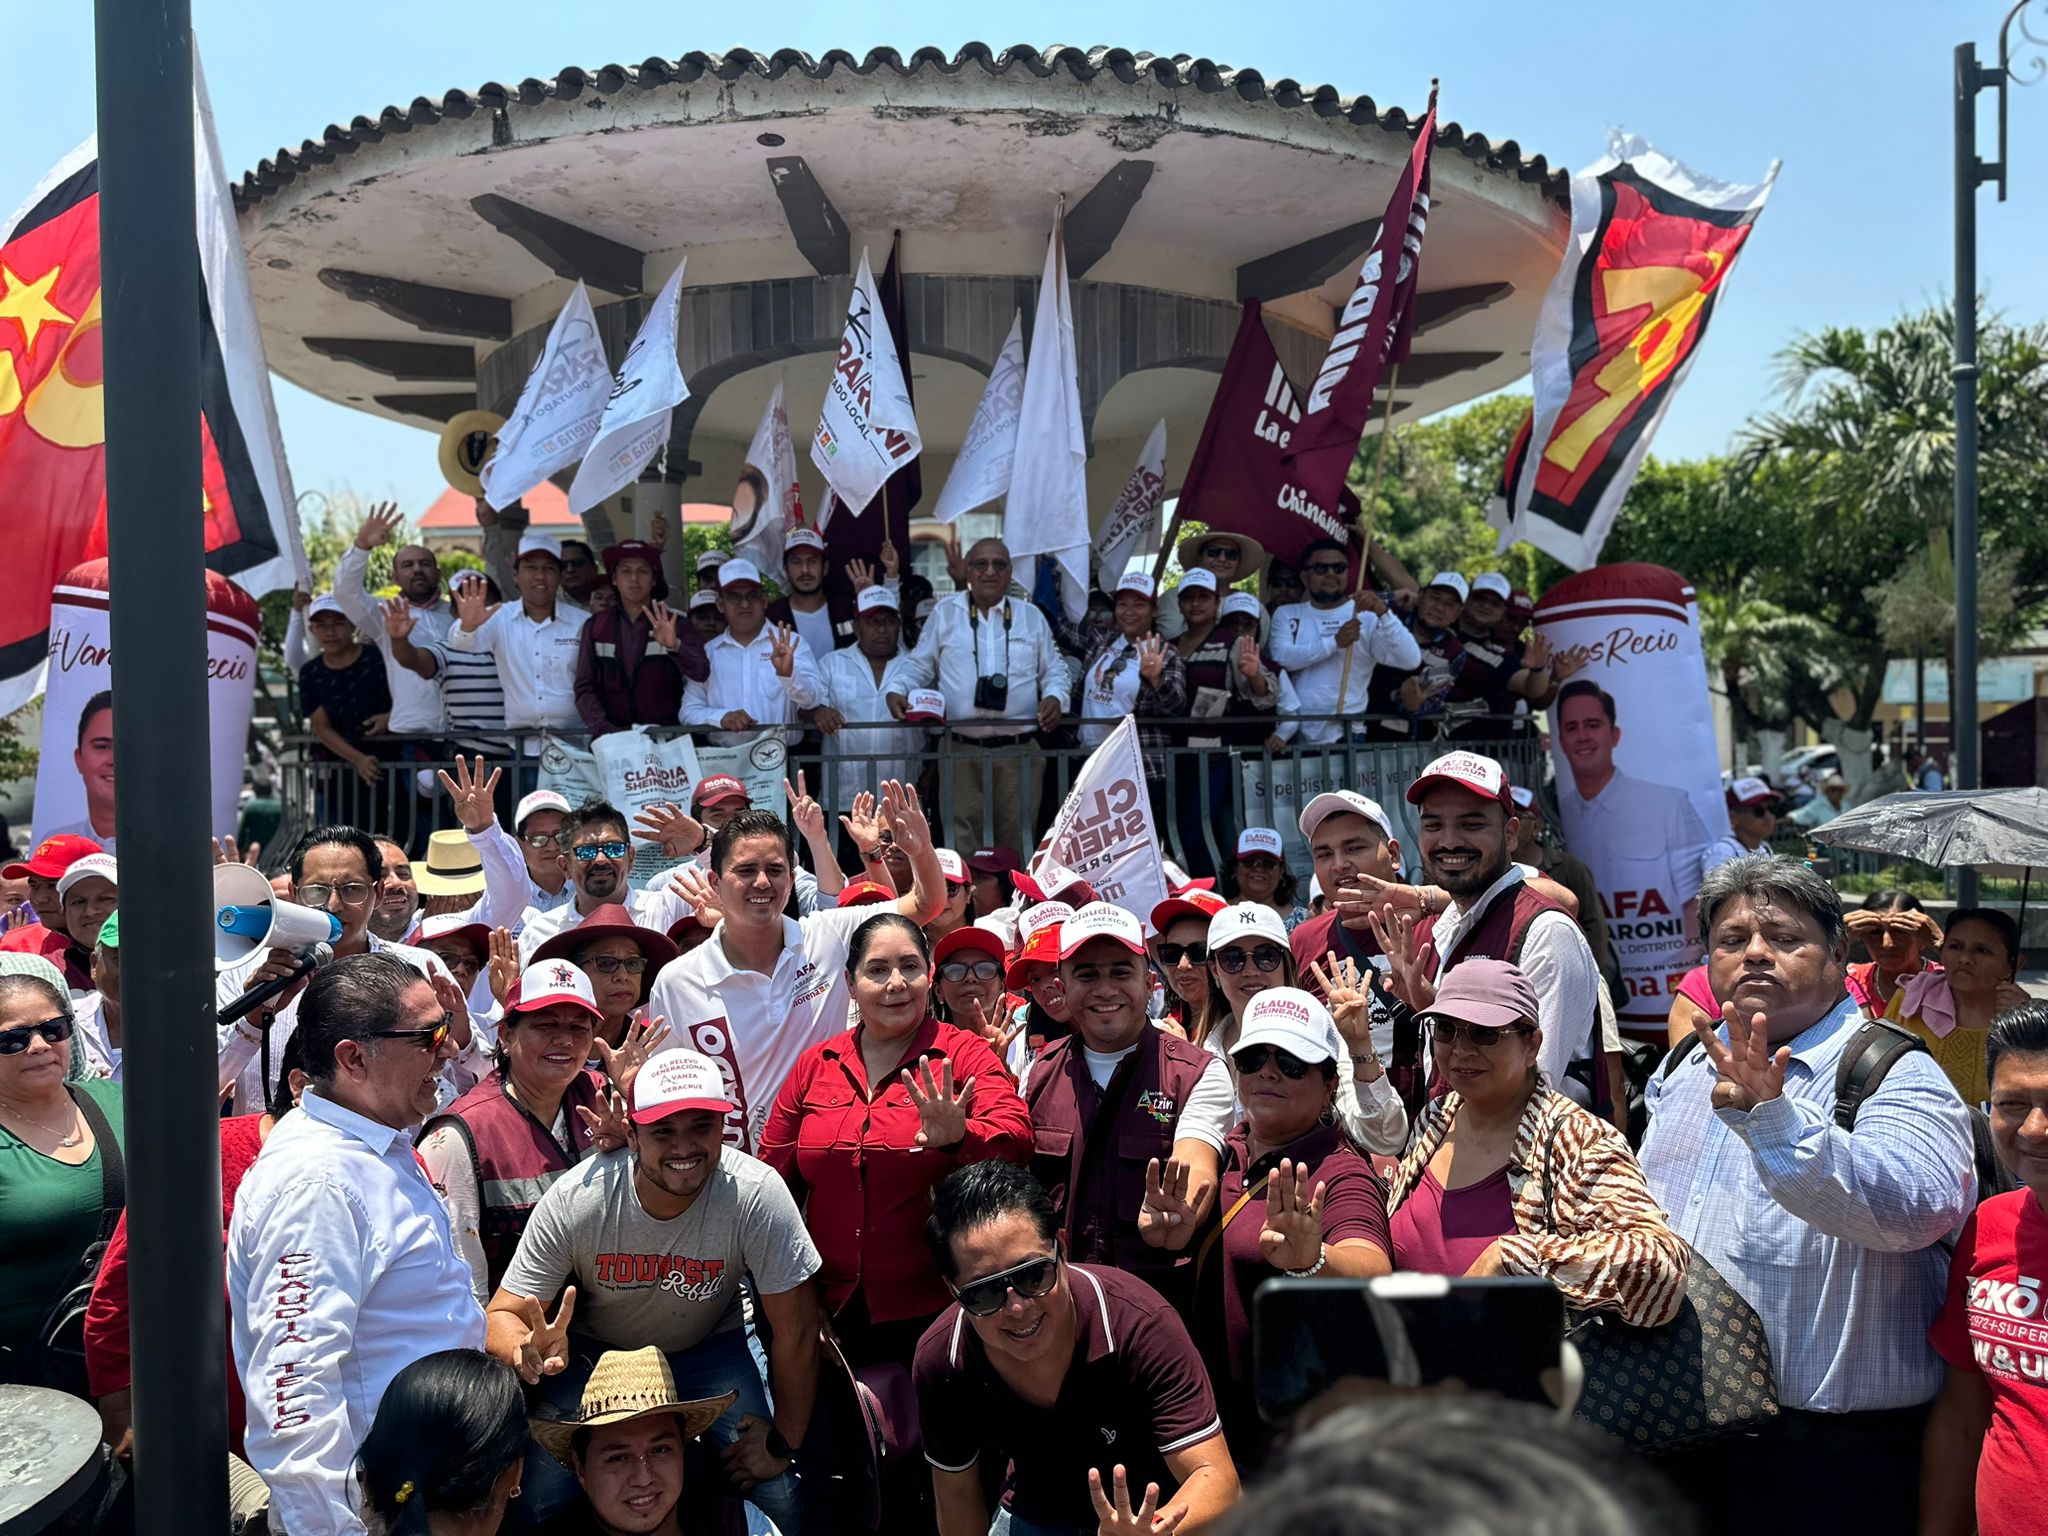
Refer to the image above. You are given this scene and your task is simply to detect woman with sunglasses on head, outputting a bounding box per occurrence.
[1883,906,2029,1107]
[1844,888,1944,1020]
[760,913,1033,1377]
[1223,828,1310,933]
[1195,904,1407,1155]
[1385,959,1686,1324]
[0,954,123,1387]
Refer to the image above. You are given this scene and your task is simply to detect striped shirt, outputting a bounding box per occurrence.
[1640,995,1975,1410]
[1388,1085,1689,1327]
[427,637,511,754]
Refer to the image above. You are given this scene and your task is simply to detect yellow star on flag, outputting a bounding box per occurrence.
[0,261,73,352]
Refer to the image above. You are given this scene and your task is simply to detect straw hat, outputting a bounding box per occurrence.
[412,829,487,897]
[438,411,505,498]
[530,1347,736,1466]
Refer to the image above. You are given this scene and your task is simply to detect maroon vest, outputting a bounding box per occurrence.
[1023,1030,1211,1287]
[425,1070,604,1291]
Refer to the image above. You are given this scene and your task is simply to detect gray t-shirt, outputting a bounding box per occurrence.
[500,1146,819,1354]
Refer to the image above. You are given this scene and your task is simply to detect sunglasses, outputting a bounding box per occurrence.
[1201,544,1241,560]
[1214,943,1288,976]
[951,1251,1061,1318]
[1236,855,1282,872]
[1428,1019,1534,1051]
[299,881,375,907]
[587,955,648,976]
[367,1013,454,1051]
[1231,1043,1320,1079]
[572,841,631,863]
[938,958,1004,983]
[1304,561,1348,575]
[0,1016,73,1056]
[1156,941,1209,967]
[522,831,570,849]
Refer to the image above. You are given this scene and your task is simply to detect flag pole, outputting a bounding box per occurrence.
[1333,364,1403,714]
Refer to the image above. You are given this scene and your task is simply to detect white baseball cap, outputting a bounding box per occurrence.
[1426,572,1471,601]
[56,853,118,900]
[935,849,969,885]
[1116,570,1157,600]
[1219,591,1264,621]
[1235,987,1340,1065]
[856,585,899,614]
[515,789,572,830]
[784,528,826,555]
[1236,827,1285,860]
[688,589,719,612]
[1057,902,1147,960]
[904,689,947,723]
[1508,785,1536,811]
[1471,572,1513,599]
[631,1048,738,1124]
[1298,790,1395,844]
[696,549,729,573]
[1406,750,1513,808]
[1017,900,1075,946]
[509,959,603,1020]
[306,591,350,621]
[717,558,765,589]
[1727,776,1776,808]
[517,533,563,563]
[1177,569,1219,595]
[1207,902,1290,952]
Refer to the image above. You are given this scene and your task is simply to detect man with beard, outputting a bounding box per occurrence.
[336,502,455,740]
[764,528,841,659]
[558,540,602,613]
[1269,539,1421,745]
[489,1049,823,1531]
[370,839,420,943]
[516,801,699,962]
[1373,752,1602,1108]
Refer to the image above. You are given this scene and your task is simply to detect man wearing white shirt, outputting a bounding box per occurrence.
[1268,537,1422,744]
[229,953,485,1536]
[443,533,589,751]
[809,584,917,821]
[765,526,842,659]
[333,502,454,737]
[884,538,1069,852]
[515,799,699,961]
[681,558,824,748]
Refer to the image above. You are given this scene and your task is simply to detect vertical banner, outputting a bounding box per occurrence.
[33,560,259,850]
[1094,420,1168,590]
[933,310,1025,522]
[1032,717,1167,923]
[811,249,920,516]
[1535,564,1729,1035]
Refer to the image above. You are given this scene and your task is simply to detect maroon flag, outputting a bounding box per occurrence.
[1282,87,1437,510]
[1177,301,1357,570]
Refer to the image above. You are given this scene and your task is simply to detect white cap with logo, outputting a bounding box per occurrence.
[1056,902,1147,959]
[1470,572,1512,599]
[856,585,899,614]
[1219,591,1264,621]
[717,558,765,588]
[1298,790,1395,844]
[1426,572,1471,601]
[1116,570,1157,599]
[1236,827,1285,859]
[1206,902,1289,951]
[515,789,572,829]
[510,959,603,1019]
[1177,569,1219,594]
[784,528,826,554]
[1235,987,1341,1065]
[631,1048,738,1124]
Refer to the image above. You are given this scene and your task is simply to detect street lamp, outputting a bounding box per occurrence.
[1952,1,2041,906]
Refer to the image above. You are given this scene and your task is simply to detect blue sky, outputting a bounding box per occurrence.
[7,0,2043,516]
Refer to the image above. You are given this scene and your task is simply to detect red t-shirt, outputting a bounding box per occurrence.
[1929,1191,2048,1536]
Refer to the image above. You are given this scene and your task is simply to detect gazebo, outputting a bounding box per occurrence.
[233,44,1569,589]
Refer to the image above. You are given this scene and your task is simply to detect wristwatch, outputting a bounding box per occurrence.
[764,1427,799,1465]
[1285,1243,1329,1278]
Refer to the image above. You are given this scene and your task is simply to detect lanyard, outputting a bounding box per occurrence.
[968,600,1012,670]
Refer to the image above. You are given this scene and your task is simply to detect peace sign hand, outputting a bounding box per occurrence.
[1695,1002,1788,1114]
[500,1288,578,1385]
[435,754,503,834]
[353,501,402,551]
[1137,1157,1200,1251]
[903,1058,974,1148]
[1088,1466,1185,1536]
[1137,634,1167,685]
[768,622,797,679]
[784,771,826,842]
[648,600,681,652]
[381,597,416,642]
[593,1015,672,1103]
[1258,1157,1327,1273]
[487,927,519,1006]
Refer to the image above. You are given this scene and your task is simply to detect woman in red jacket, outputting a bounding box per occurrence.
[759,911,1033,1369]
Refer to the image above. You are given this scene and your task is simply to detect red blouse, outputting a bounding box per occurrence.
[759,1014,1033,1323]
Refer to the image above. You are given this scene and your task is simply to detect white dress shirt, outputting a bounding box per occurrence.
[682,627,825,746]
[333,544,454,735]
[1556,769,1714,941]
[228,1089,486,1536]
[515,881,693,963]
[811,646,919,814]
[892,592,1071,738]
[1268,599,1423,744]
[443,602,589,737]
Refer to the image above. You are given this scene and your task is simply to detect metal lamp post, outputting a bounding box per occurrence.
[1952,2,2042,906]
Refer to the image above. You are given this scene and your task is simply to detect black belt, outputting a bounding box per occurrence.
[951,731,1033,748]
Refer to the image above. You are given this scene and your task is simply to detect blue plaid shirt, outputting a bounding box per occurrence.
[1640,995,1975,1412]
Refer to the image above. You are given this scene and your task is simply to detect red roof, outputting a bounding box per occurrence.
[417,485,732,533]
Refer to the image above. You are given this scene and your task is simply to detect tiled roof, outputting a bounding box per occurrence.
[232,43,1567,212]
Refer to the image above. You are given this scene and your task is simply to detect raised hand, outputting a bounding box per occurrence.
[840,790,883,856]
[879,538,901,580]
[291,588,312,612]
[381,597,417,642]
[647,510,669,548]
[903,1058,974,1148]
[1307,952,1375,1060]
[453,579,499,633]
[1137,1156,1200,1251]
[668,862,721,923]
[1696,1002,1789,1114]
[845,557,877,593]
[1088,1466,1185,1536]
[784,771,827,843]
[1235,634,1264,684]
[500,1288,577,1385]
[944,540,968,588]
[353,501,402,551]
[430,967,474,1050]
[1366,908,1434,1012]
[487,927,519,1006]
[881,779,934,861]
[575,1085,632,1153]
[633,801,704,859]
[1522,632,1553,670]
[1258,1157,1327,1272]
[768,622,797,679]
[1137,634,1167,685]
[1550,649,1586,684]
[435,754,503,834]
[212,835,261,868]
[648,600,681,652]
[593,1015,672,1103]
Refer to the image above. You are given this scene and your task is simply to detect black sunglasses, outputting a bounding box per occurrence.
[1231,1043,1319,1080]
[1303,561,1348,575]
[1156,941,1209,966]
[937,958,1004,983]
[1201,543,1241,560]
[0,1016,73,1055]
[951,1250,1061,1318]
[1427,1019,1534,1051]
[1214,944,1288,975]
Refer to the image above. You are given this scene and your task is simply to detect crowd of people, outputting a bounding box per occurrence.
[2,709,2038,1536]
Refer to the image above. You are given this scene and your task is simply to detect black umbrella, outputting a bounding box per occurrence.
[1809,787,2048,869]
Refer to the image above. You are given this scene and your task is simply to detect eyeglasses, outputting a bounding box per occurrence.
[1427,1019,1534,1050]
[0,1016,73,1056]
[366,1012,454,1051]
[1304,561,1348,575]
[299,881,374,907]
[587,955,648,976]
[522,831,569,849]
[1214,944,1288,975]
[937,958,1004,983]
[967,558,1011,573]
[1155,941,1209,967]
[1201,544,1240,561]
[951,1251,1061,1318]
[572,841,631,863]
[1232,1043,1319,1080]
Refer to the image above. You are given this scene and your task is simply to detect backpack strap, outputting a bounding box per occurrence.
[1658,1032,1706,1083]
[1833,1020,1929,1130]
[67,1085,126,1241]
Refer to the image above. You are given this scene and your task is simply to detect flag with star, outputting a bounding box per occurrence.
[0,60,305,713]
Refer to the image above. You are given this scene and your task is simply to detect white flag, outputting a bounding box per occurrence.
[732,376,802,570]
[810,250,921,516]
[568,261,690,513]
[933,311,1026,522]
[1005,204,1090,620]
[1034,717,1168,925]
[481,282,613,510]
[1094,420,1168,591]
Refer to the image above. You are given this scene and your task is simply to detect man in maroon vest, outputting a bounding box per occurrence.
[1021,903,1236,1299]
[1397,752,1606,1109]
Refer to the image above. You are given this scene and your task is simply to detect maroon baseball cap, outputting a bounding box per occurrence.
[4,834,104,881]
[1418,957,1541,1034]
[691,775,749,810]
[966,846,1022,875]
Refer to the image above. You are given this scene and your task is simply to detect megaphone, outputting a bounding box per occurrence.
[214,862,343,971]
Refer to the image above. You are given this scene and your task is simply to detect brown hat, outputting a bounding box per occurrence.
[530,1347,735,1465]
[529,902,680,1007]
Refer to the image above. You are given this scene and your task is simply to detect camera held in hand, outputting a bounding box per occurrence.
[973,673,1010,713]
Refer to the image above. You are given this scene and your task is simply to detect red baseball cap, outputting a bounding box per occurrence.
[967,846,1022,875]
[1406,750,1514,809]
[1005,901,1073,989]
[836,879,897,908]
[1149,888,1228,935]
[1013,863,1096,905]
[4,834,103,882]
[691,775,749,810]
[934,924,1008,969]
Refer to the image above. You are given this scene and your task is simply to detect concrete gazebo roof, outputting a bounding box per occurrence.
[234,44,1570,536]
